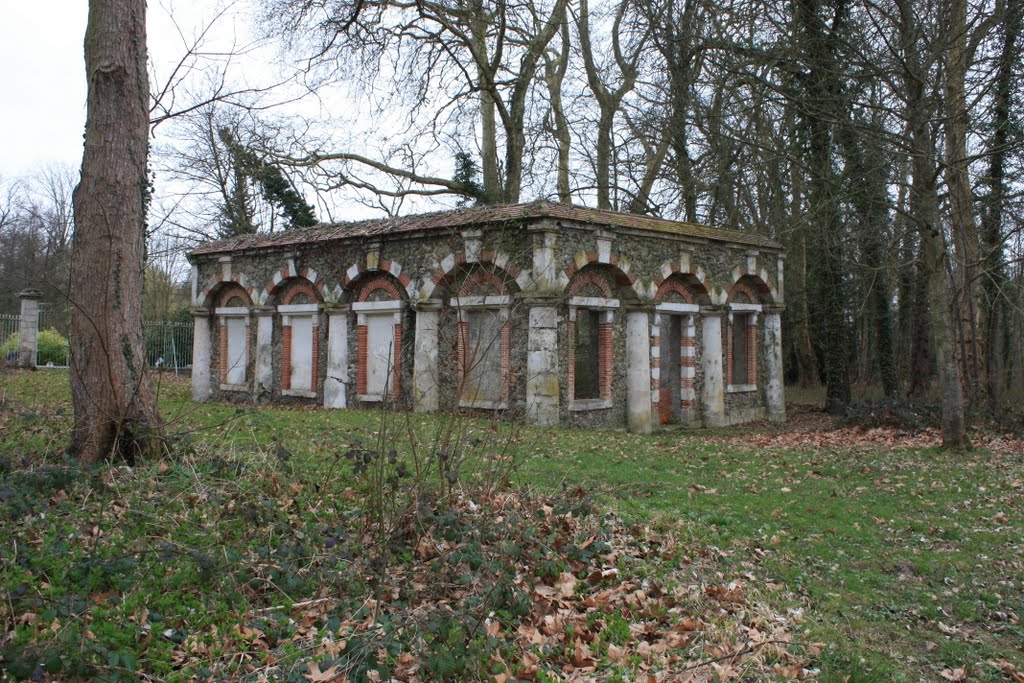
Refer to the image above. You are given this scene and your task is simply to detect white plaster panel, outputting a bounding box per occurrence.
[289,316,314,392]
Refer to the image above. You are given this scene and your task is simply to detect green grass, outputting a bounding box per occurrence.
[1,370,1022,681]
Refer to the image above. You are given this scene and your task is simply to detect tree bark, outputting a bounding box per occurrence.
[794,0,851,414]
[70,0,163,464]
[577,0,643,210]
[896,0,967,447]
[543,18,573,205]
[942,0,987,411]
[980,0,1022,413]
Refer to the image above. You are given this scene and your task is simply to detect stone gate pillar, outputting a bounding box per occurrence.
[17,289,42,369]
[700,307,726,427]
[763,308,786,422]
[413,301,441,412]
[526,302,560,426]
[191,308,212,401]
[626,307,653,434]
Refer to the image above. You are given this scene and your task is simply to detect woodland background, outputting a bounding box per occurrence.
[2,0,1022,427]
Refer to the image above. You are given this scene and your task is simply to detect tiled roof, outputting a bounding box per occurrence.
[189,200,782,257]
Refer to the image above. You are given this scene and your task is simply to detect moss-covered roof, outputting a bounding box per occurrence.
[189,200,782,258]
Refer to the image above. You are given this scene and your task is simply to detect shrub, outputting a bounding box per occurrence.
[1,328,69,366]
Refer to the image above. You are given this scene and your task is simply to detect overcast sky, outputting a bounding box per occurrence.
[0,2,266,181]
[0,3,88,178]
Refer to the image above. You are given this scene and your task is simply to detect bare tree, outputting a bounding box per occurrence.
[262,0,568,204]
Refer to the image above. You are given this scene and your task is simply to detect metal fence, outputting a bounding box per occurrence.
[1,314,20,364]
[34,304,70,367]
[4,309,193,371]
[143,321,193,372]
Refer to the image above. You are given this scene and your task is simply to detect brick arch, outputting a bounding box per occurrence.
[563,250,637,288]
[727,276,768,304]
[209,281,254,308]
[421,250,527,300]
[275,277,324,305]
[259,263,327,305]
[652,259,710,305]
[201,272,256,308]
[655,274,712,305]
[728,269,777,304]
[351,272,405,302]
[565,262,643,301]
[456,265,514,297]
[342,257,413,300]
[567,266,614,298]
[281,279,323,305]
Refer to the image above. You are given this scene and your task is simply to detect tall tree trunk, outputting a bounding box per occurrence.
[70,0,163,464]
[544,19,572,205]
[472,8,500,204]
[794,0,851,413]
[838,120,897,397]
[943,0,986,411]
[577,0,642,211]
[787,169,819,387]
[897,0,967,446]
[980,0,1022,414]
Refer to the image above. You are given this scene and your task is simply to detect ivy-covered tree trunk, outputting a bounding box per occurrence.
[897,0,967,447]
[69,0,163,464]
[980,0,1022,414]
[794,0,851,414]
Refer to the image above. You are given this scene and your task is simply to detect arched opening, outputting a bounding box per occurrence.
[212,284,252,391]
[565,264,632,410]
[275,278,323,397]
[350,273,406,403]
[452,266,513,409]
[654,274,708,425]
[726,277,768,391]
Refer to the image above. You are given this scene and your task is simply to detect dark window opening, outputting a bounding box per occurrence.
[574,309,600,399]
[732,314,749,385]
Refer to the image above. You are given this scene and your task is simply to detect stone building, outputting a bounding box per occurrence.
[187,201,785,432]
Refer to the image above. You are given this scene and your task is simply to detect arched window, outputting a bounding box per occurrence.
[454,268,511,409]
[353,275,404,402]
[567,268,617,409]
[727,288,761,390]
[278,282,321,397]
[653,276,701,425]
[215,288,251,390]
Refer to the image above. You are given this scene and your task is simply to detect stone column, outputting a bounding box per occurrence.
[700,307,726,427]
[324,306,349,409]
[413,302,441,412]
[763,309,786,422]
[531,227,559,292]
[17,289,42,368]
[526,303,560,426]
[254,308,275,400]
[191,309,212,401]
[625,307,653,434]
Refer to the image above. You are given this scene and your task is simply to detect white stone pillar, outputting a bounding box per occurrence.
[191,310,212,401]
[763,310,786,422]
[701,308,726,427]
[324,306,349,409]
[526,304,560,426]
[254,309,275,399]
[626,308,653,434]
[413,302,441,412]
[17,289,42,368]
[531,229,559,292]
